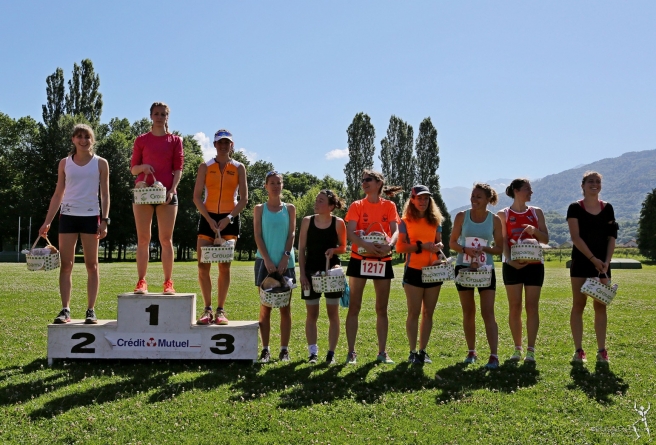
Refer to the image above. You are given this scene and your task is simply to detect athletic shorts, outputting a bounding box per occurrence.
[254,258,296,287]
[346,256,394,280]
[59,214,99,234]
[454,265,497,292]
[198,212,240,242]
[569,257,611,279]
[402,266,442,289]
[502,262,545,287]
[302,270,342,303]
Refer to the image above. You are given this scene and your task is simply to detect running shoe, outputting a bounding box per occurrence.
[214,309,228,325]
[163,280,176,295]
[596,349,610,363]
[463,351,478,364]
[84,308,98,325]
[376,351,394,364]
[408,351,417,363]
[346,351,357,365]
[308,353,318,364]
[259,349,271,363]
[509,349,523,362]
[572,349,587,363]
[53,308,71,324]
[485,355,500,370]
[417,350,432,364]
[196,308,214,325]
[279,349,290,362]
[134,279,148,294]
[524,350,536,362]
[325,351,335,365]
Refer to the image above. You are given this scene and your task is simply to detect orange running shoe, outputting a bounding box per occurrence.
[134,279,148,294]
[163,279,176,295]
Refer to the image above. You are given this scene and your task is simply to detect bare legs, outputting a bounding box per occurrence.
[197,238,232,308]
[506,284,541,349]
[305,301,340,352]
[345,277,392,354]
[458,289,498,355]
[570,277,607,351]
[133,203,177,282]
[259,297,292,348]
[405,284,440,351]
[58,232,99,309]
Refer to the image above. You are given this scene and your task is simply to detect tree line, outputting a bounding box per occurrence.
[1,59,452,260]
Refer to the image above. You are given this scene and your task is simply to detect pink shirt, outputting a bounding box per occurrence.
[130,132,184,191]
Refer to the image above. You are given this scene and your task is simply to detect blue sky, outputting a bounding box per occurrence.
[1,1,655,191]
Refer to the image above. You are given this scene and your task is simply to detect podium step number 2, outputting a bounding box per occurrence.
[47,293,259,365]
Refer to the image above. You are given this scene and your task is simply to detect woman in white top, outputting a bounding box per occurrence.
[39,124,110,325]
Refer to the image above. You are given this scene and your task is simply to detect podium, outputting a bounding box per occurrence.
[47,293,259,365]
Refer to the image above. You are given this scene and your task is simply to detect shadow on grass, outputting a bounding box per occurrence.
[567,361,628,404]
[433,360,540,403]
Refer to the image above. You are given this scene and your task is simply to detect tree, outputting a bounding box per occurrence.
[637,188,656,260]
[65,59,103,124]
[415,117,452,254]
[283,172,319,199]
[173,135,204,260]
[343,112,375,204]
[379,115,415,208]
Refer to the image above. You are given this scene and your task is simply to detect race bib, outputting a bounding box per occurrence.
[463,237,488,265]
[360,259,386,277]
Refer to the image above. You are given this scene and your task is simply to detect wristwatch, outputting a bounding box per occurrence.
[101,217,111,225]
[226,214,234,224]
[284,251,291,257]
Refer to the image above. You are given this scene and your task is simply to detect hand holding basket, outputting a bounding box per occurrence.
[312,256,346,293]
[25,235,60,271]
[581,273,618,305]
[356,222,390,256]
[132,172,167,205]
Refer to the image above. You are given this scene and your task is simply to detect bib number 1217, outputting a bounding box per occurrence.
[360,259,386,277]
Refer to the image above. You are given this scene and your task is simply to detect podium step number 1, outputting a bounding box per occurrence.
[47,293,259,365]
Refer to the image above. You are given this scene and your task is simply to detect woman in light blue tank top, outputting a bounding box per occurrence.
[449,183,503,369]
[253,172,297,363]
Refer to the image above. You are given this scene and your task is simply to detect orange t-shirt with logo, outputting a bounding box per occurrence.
[397,217,441,269]
[345,198,400,259]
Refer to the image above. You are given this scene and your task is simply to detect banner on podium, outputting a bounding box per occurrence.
[104,333,202,352]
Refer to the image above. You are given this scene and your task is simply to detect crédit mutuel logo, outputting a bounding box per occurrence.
[105,334,201,352]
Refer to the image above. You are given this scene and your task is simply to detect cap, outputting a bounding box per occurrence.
[214,129,233,142]
[411,185,432,197]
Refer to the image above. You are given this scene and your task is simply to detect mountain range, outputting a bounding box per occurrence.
[444,149,656,220]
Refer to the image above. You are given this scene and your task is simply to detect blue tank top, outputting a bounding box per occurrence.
[256,202,296,267]
[456,210,494,266]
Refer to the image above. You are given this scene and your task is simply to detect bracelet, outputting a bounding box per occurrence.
[462,245,467,254]
[415,241,423,254]
[588,254,595,260]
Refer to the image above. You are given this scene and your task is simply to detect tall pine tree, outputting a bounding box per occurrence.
[379,115,415,208]
[637,188,656,260]
[343,112,375,204]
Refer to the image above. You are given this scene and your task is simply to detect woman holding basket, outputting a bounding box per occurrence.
[344,170,402,364]
[39,124,110,324]
[254,171,296,363]
[450,183,503,369]
[297,189,347,364]
[395,185,444,365]
[498,179,549,363]
[568,171,617,364]
[193,129,248,325]
[130,102,184,295]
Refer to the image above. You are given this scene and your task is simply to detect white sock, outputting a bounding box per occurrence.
[263,346,270,351]
[308,344,318,355]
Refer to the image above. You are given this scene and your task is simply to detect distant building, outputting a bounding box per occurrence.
[622,239,638,248]
[559,241,573,249]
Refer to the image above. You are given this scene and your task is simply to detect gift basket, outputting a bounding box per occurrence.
[510,227,543,262]
[312,257,346,293]
[200,231,235,263]
[421,251,455,283]
[23,235,60,271]
[132,172,167,205]
[455,264,493,288]
[259,272,293,308]
[580,273,618,305]
[356,222,389,255]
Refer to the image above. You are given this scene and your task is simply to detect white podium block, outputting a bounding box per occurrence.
[47,293,259,365]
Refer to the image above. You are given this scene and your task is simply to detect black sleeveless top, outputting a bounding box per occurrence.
[305,215,340,274]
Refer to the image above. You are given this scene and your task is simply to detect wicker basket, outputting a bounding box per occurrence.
[356,222,389,255]
[581,274,617,305]
[132,173,167,205]
[25,236,60,272]
[312,257,346,293]
[510,228,543,262]
[200,232,235,263]
[422,251,455,283]
[455,267,492,288]
[259,273,292,308]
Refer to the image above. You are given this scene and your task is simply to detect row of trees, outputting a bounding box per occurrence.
[1,59,453,260]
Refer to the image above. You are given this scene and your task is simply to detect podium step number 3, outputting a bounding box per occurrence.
[47,293,259,365]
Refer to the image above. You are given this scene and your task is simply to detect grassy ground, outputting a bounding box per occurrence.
[0,261,654,444]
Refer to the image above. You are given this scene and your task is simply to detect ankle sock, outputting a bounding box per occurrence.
[308,344,318,355]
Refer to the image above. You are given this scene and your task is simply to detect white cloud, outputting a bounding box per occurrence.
[193,132,214,161]
[237,148,258,162]
[325,148,349,160]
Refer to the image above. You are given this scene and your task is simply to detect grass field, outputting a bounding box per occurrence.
[0,261,654,444]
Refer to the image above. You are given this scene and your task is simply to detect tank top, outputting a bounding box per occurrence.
[61,154,100,216]
[456,210,494,266]
[203,158,242,214]
[305,216,339,273]
[398,217,442,269]
[503,206,542,264]
[255,202,296,267]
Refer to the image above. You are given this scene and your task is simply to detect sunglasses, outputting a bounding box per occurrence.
[361,177,375,183]
[266,171,279,177]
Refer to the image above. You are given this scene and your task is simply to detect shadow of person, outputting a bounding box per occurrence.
[567,361,628,404]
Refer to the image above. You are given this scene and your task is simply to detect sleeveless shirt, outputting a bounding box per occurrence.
[61,155,100,216]
[305,215,339,273]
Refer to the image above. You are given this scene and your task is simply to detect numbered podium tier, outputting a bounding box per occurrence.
[47,293,259,365]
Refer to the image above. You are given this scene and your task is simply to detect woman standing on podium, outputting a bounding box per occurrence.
[130,102,184,295]
[254,171,296,363]
[40,124,110,325]
[193,129,248,326]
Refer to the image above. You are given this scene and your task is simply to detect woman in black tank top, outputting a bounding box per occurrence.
[297,190,347,364]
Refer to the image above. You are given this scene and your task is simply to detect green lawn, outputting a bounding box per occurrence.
[0,261,654,444]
